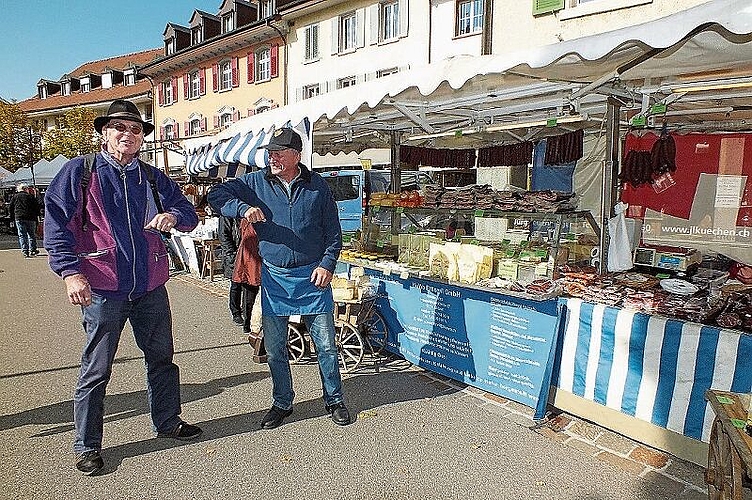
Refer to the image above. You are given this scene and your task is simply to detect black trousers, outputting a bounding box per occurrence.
[229,281,259,332]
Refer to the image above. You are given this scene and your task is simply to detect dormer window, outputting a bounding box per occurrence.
[192,26,202,44]
[259,0,273,19]
[166,38,176,55]
[124,71,136,86]
[62,82,71,96]
[81,78,90,93]
[222,13,234,33]
[39,86,48,99]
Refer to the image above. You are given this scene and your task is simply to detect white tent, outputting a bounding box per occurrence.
[32,154,69,186]
[184,0,752,171]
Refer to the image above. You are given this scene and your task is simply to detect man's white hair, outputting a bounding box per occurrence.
[16,183,27,192]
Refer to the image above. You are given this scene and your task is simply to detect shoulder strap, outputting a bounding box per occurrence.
[80,153,97,231]
[139,160,164,213]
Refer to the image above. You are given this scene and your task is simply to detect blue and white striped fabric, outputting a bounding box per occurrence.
[556,298,752,443]
[184,118,311,177]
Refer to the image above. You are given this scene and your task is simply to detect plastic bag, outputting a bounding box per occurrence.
[607,202,633,272]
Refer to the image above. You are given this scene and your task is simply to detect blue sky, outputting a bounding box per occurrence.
[1,1,220,102]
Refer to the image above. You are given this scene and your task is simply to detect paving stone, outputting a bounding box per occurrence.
[678,486,711,500]
[596,451,647,476]
[503,399,535,417]
[565,437,600,457]
[547,414,572,432]
[478,401,512,418]
[536,426,568,444]
[663,458,708,491]
[482,392,509,405]
[567,419,603,442]
[596,431,638,455]
[640,471,688,498]
[629,445,670,469]
[505,411,535,428]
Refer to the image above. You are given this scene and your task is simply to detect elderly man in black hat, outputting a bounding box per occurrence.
[44,99,202,476]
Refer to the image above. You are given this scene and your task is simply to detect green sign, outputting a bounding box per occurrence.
[651,103,667,114]
[546,118,558,127]
[631,116,646,127]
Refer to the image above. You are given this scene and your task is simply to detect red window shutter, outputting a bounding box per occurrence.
[270,44,279,78]
[184,121,189,135]
[247,108,255,117]
[201,117,207,132]
[171,77,178,102]
[233,110,240,121]
[158,84,164,106]
[199,68,206,95]
[232,57,239,87]
[246,52,254,83]
[214,115,220,128]
[183,74,189,99]
[175,122,180,138]
[160,126,165,140]
[212,63,219,92]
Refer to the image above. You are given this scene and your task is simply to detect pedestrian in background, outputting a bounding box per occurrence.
[218,215,244,325]
[208,127,351,429]
[9,183,41,258]
[43,99,202,476]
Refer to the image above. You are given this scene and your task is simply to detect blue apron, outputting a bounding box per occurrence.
[261,261,334,316]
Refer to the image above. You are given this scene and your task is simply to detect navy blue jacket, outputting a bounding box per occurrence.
[208,164,342,272]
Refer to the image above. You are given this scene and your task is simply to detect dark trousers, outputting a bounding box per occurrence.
[229,281,259,331]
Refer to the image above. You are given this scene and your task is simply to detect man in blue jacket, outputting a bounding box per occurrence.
[44,100,202,476]
[208,127,350,429]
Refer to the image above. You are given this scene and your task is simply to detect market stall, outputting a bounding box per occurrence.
[183,0,752,465]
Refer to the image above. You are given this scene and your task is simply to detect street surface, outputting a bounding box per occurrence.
[0,239,707,500]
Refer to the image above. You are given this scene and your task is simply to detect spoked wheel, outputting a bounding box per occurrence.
[705,417,744,500]
[287,323,307,363]
[334,319,364,373]
[362,311,388,355]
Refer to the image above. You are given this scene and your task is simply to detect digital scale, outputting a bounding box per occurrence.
[633,244,702,272]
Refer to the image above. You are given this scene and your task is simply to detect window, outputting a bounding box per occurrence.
[303,84,320,99]
[222,13,234,33]
[304,24,319,62]
[189,70,201,99]
[166,38,175,55]
[337,76,356,89]
[81,81,90,93]
[259,0,273,18]
[256,105,270,114]
[164,123,175,140]
[190,119,201,136]
[220,113,233,128]
[220,60,233,90]
[124,72,135,86]
[456,0,483,36]
[62,82,71,96]
[162,80,174,105]
[256,48,271,82]
[377,67,399,78]
[191,26,202,44]
[341,12,357,51]
[39,86,47,99]
[382,1,399,40]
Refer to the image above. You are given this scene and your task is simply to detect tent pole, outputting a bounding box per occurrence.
[390,130,402,236]
[599,97,621,274]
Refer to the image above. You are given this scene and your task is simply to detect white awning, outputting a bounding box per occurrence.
[184,0,752,173]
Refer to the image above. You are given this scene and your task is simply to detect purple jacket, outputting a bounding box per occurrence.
[44,153,198,300]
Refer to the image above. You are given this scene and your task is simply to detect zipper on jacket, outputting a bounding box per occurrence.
[121,168,138,300]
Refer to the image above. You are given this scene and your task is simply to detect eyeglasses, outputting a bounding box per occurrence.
[108,122,143,135]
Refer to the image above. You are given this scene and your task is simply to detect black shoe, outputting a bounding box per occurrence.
[232,315,244,325]
[23,252,30,258]
[325,402,352,426]
[157,421,202,441]
[76,450,104,476]
[261,406,293,429]
[30,250,39,256]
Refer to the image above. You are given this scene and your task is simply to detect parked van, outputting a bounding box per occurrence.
[320,169,433,232]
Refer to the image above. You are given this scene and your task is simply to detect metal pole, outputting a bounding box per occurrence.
[599,98,622,274]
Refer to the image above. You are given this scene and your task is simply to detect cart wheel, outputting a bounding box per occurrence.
[334,319,364,373]
[706,417,744,500]
[362,311,388,355]
[287,323,307,363]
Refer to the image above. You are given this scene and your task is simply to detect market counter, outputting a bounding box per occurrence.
[553,298,752,465]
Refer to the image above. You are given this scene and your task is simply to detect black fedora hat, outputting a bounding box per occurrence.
[94,99,155,136]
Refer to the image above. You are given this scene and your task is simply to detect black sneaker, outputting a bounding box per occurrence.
[23,252,30,258]
[157,421,203,441]
[30,250,39,256]
[76,450,104,476]
[260,406,293,429]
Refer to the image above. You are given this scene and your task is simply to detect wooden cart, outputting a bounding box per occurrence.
[704,390,752,499]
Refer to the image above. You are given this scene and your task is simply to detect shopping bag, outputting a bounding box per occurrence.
[607,202,633,272]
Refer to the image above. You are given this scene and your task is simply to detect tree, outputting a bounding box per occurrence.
[42,107,99,159]
[0,101,37,171]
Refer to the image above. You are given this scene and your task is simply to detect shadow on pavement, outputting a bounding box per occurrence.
[98,365,454,474]
[0,372,267,434]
